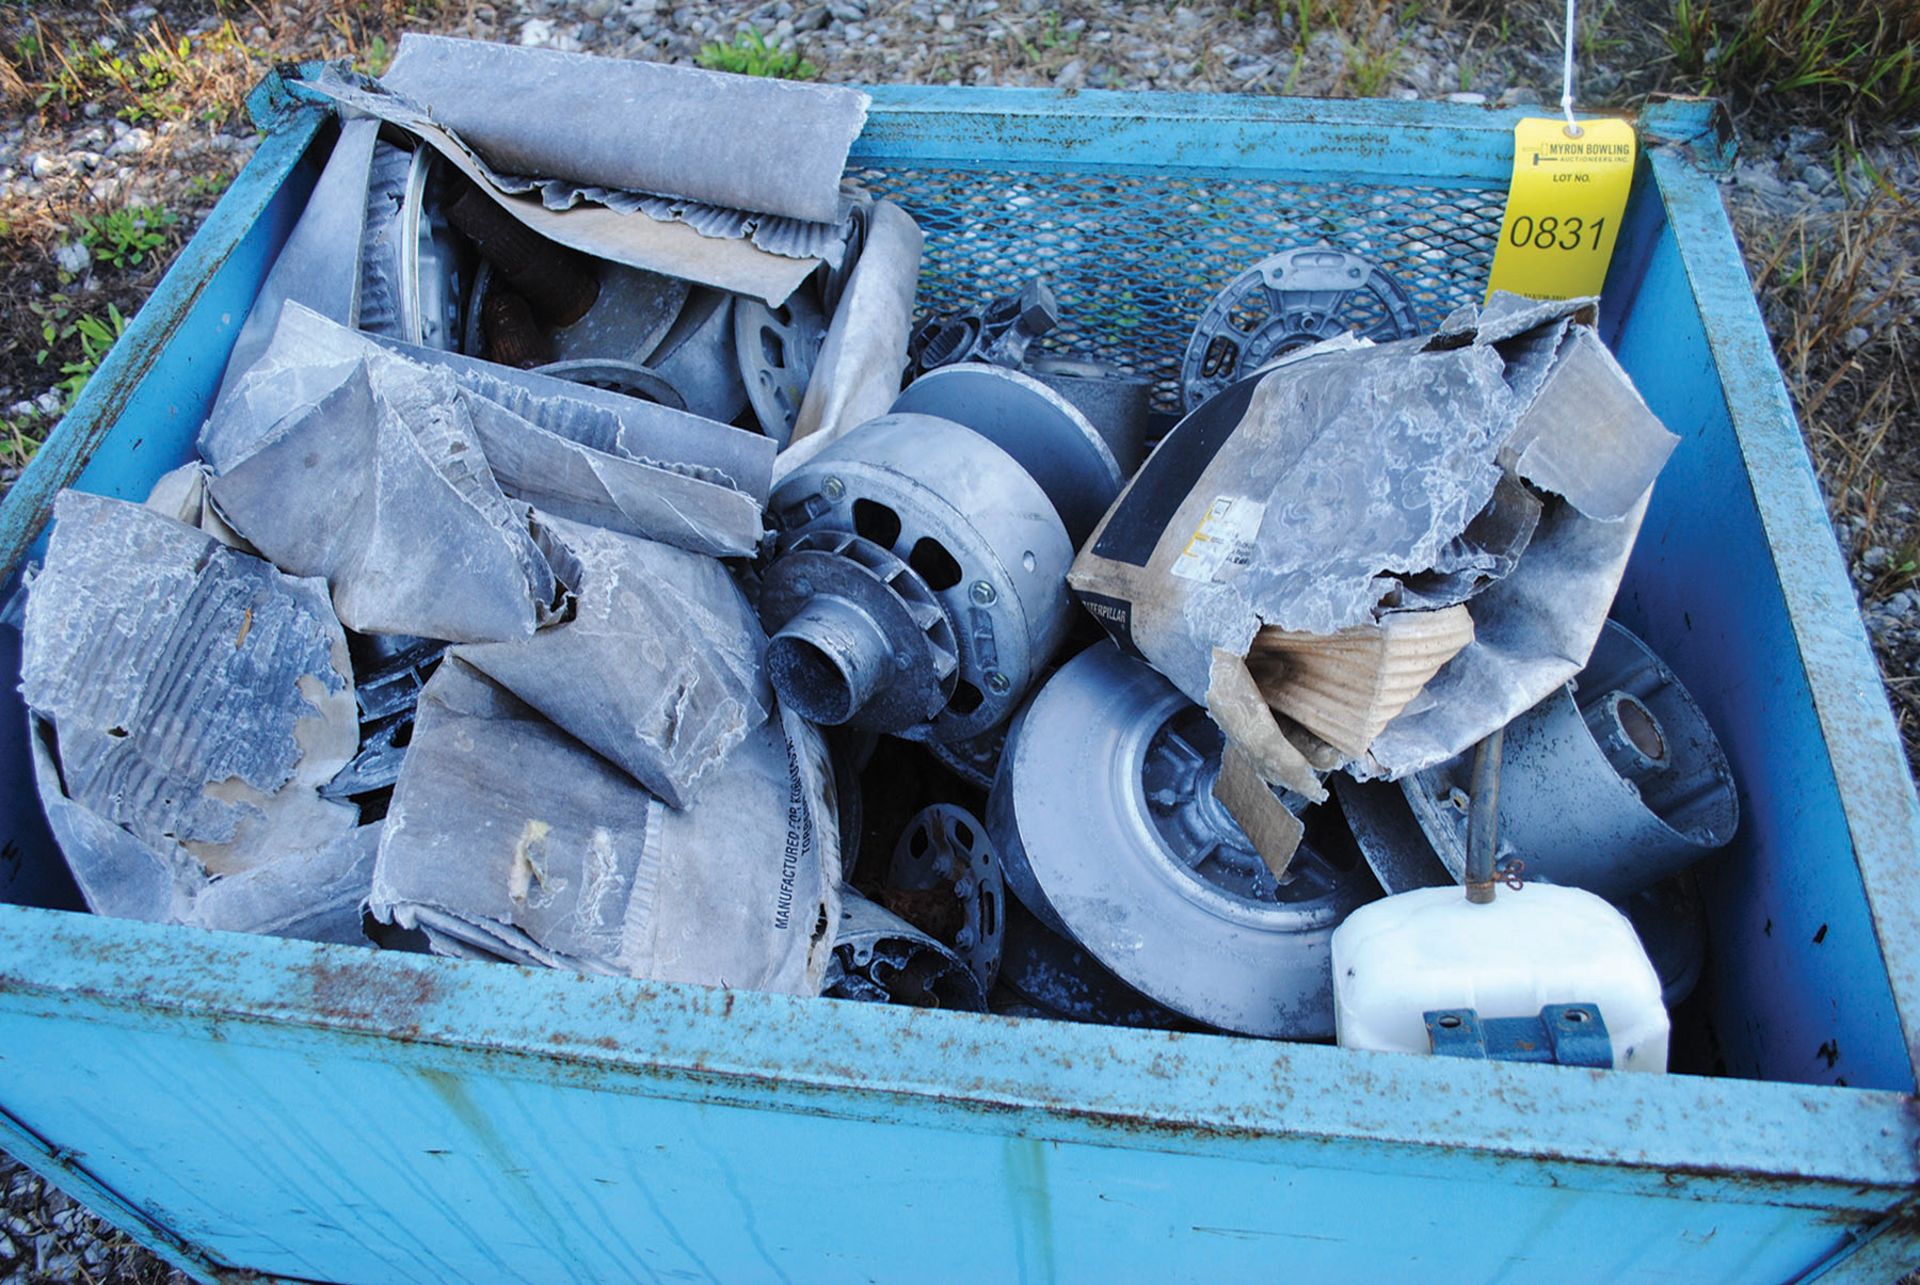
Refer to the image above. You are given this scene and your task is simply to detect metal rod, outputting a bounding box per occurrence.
[1464,726,1506,904]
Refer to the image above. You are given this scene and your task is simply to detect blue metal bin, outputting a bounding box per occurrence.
[0,78,1916,1281]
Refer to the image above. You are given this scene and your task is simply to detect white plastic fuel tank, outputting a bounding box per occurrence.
[1331,883,1670,1072]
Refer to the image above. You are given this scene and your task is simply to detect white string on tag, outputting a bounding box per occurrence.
[1561,0,1584,138]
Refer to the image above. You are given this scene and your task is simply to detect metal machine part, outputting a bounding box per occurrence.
[1023,353,1156,477]
[397,148,471,351]
[988,643,1378,1038]
[820,888,988,1011]
[357,138,413,341]
[445,185,599,327]
[998,896,1199,1030]
[766,414,1075,742]
[909,279,1060,375]
[549,263,690,369]
[759,530,959,731]
[322,640,447,804]
[927,727,1004,792]
[647,288,749,424]
[1179,246,1420,410]
[890,365,1122,547]
[533,359,687,410]
[1621,875,1709,1009]
[1425,1004,1614,1068]
[816,199,869,317]
[1401,620,1739,902]
[885,804,1005,990]
[736,289,827,446]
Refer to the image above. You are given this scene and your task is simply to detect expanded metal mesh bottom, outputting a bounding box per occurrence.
[852,165,1510,412]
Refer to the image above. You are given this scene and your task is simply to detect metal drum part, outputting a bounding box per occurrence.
[885,803,1005,991]
[765,414,1075,742]
[997,896,1201,1031]
[549,263,690,367]
[820,887,987,1011]
[1023,353,1156,477]
[890,364,1122,548]
[736,288,827,445]
[988,642,1379,1038]
[1179,245,1420,410]
[1401,619,1739,902]
[532,358,687,410]
[647,288,749,424]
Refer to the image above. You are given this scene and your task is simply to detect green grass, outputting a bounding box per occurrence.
[32,297,128,411]
[695,27,820,80]
[1666,0,1920,137]
[73,205,176,271]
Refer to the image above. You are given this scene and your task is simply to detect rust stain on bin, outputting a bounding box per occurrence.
[303,957,439,1031]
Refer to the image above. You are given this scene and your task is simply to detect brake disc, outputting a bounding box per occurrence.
[987,642,1378,1038]
[1179,246,1420,410]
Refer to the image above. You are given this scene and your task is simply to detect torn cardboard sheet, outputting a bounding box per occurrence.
[209,303,770,560]
[206,357,562,642]
[370,660,838,995]
[145,460,254,553]
[782,200,924,473]
[381,36,867,224]
[306,66,833,305]
[1071,299,1678,785]
[29,717,379,943]
[213,115,383,408]
[456,514,772,809]
[23,492,361,880]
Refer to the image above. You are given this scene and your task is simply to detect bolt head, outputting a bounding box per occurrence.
[822,475,845,499]
[986,671,1011,695]
[969,580,997,606]
[955,928,976,948]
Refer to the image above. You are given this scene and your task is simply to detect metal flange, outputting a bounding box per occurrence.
[533,359,687,410]
[759,530,959,732]
[987,642,1377,1038]
[394,146,471,352]
[891,365,1122,548]
[886,803,1006,991]
[770,414,1075,743]
[1179,246,1420,410]
[736,288,826,446]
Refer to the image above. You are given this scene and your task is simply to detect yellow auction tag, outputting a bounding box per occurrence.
[1485,117,1637,302]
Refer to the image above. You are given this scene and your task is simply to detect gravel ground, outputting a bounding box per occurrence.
[0,0,1915,1277]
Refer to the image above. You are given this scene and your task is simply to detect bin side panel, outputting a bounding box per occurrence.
[0,979,1883,1285]
[0,111,330,913]
[1605,158,1918,1091]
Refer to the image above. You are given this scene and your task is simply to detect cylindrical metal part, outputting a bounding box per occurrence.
[480,289,550,368]
[446,186,600,327]
[767,595,896,726]
[769,414,1074,742]
[1402,620,1739,901]
[1464,728,1504,904]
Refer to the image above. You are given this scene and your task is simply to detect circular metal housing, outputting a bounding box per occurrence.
[998,896,1199,1030]
[1179,246,1420,411]
[891,365,1122,548]
[987,643,1377,1038]
[1401,620,1740,902]
[550,263,690,367]
[396,148,472,352]
[821,888,987,1011]
[736,289,826,446]
[770,414,1074,743]
[1024,353,1156,477]
[759,531,959,732]
[887,803,1006,990]
[647,288,749,423]
[533,359,687,410]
